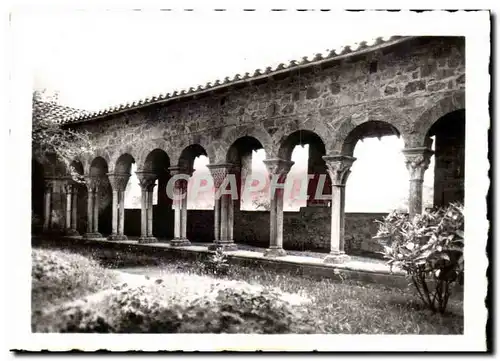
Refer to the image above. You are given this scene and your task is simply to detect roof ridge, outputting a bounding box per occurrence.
[63,35,411,125]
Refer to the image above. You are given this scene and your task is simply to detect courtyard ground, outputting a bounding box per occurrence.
[31,244,463,334]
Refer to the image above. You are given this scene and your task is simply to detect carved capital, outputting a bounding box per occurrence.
[64,182,78,195]
[107,172,130,192]
[135,171,157,191]
[207,163,237,189]
[263,159,294,182]
[322,155,356,186]
[84,175,102,193]
[402,147,434,181]
[168,166,192,191]
[44,178,55,193]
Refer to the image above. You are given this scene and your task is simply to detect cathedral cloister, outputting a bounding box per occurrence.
[32,35,465,263]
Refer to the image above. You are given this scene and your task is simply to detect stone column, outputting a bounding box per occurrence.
[43,179,54,231]
[168,166,192,247]
[64,181,79,236]
[322,155,356,264]
[86,184,94,234]
[83,176,102,239]
[136,171,158,243]
[71,185,78,233]
[147,188,154,237]
[213,198,221,241]
[262,159,294,257]
[207,163,238,251]
[118,186,126,237]
[107,173,130,240]
[403,147,434,219]
[93,186,100,234]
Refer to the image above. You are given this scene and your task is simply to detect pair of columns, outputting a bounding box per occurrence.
[63,181,80,236]
[107,173,130,241]
[134,168,192,245]
[169,167,192,247]
[261,157,355,261]
[135,171,158,243]
[42,177,80,234]
[207,163,238,251]
[84,175,103,238]
[42,178,55,231]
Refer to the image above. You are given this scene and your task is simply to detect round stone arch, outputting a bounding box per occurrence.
[277,129,328,161]
[83,149,111,175]
[136,139,174,171]
[170,133,216,167]
[89,156,110,176]
[108,145,140,173]
[329,106,410,154]
[410,91,465,147]
[216,125,273,163]
[114,153,136,174]
[70,156,87,175]
[177,144,210,170]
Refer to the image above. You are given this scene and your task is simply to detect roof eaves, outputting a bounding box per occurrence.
[63,35,413,125]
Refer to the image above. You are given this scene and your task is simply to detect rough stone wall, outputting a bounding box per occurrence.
[68,36,465,172]
[182,208,387,256]
[51,36,466,249]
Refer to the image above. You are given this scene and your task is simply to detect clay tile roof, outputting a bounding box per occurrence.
[62,35,413,125]
[33,99,89,124]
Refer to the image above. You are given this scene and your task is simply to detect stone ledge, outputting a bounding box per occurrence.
[33,235,408,288]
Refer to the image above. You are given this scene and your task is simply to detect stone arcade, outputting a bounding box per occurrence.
[32,36,465,262]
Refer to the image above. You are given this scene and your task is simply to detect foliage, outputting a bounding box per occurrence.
[38,282,317,334]
[203,247,230,275]
[32,248,315,334]
[32,246,463,334]
[251,197,271,211]
[31,249,120,315]
[32,89,95,182]
[375,203,464,313]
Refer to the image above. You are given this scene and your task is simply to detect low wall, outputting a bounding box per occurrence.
[236,208,388,256]
[179,207,388,257]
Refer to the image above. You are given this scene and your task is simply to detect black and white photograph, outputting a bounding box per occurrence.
[4,5,490,353]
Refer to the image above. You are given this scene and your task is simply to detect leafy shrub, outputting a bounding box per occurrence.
[36,277,318,333]
[31,248,120,313]
[375,203,464,313]
[203,247,230,275]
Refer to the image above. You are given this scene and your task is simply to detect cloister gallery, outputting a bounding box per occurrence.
[32,36,465,262]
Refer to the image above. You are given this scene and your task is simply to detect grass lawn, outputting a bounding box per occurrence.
[31,243,463,334]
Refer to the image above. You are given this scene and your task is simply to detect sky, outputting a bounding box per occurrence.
[23,10,434,212]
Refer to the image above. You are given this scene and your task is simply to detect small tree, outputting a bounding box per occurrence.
[32,89,94,182]
[375,203,464,313]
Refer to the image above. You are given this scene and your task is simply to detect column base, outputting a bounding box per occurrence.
[138,236,158,244]
[208,241,237,252]
[170,238,191,247]
[83,232,103,239]
[263,247,287,258]
[323,253,350,264]
[107,234,128,241]
[65,228,80,236]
